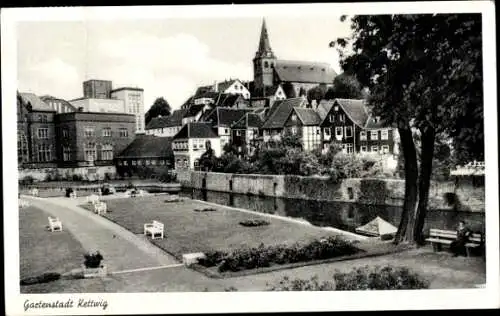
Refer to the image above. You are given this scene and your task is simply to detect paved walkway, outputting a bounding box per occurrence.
[23,195,179,273]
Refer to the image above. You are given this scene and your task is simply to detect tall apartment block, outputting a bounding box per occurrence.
[111,87,145,134]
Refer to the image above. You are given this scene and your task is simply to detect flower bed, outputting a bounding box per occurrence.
[199,236,360,272]
[239,219,270,227]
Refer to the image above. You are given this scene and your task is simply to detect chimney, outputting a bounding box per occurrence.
[213,81,218,92]
[311,99,317,109]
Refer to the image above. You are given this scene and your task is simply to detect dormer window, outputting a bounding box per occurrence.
[291,114,297,121]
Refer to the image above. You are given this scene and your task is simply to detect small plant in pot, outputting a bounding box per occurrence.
[83,251,104,269]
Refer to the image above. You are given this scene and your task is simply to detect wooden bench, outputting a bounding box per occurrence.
[144,220,164,240]
[426,228,483,257]
[48,217,62,232]
[94,201,107,215]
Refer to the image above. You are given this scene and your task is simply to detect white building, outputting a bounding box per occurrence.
[172,122,221,170]
[145,109,187,137]
[69,97,125,113]
[110,87,145,134]
[213,79,251,99]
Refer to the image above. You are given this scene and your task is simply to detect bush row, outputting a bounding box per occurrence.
[199,236,360,272]
[239,219,270,227]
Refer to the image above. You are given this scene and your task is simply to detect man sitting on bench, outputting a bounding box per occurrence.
[450,220,472,257]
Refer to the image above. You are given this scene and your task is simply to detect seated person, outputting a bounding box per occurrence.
[450,220,472,257]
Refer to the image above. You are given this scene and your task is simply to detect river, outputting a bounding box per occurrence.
[179,188,485,235]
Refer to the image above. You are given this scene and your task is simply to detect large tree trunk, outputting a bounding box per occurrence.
[393,127,419,244]
[413,126,436,245]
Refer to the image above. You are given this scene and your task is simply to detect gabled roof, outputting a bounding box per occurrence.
[274,60,337,84]
[261,97,306,129]
[194,86,214,98]
[333,98,369,128]
[185,103,206,117]
[317,100,335,122]
[364,114,390,129]
[116,135,173,159]
[180,96,194,109]
[39,95,76,110]
[19,92,54,112]
[232,113,265,129]
[293,107,321,126]
[203,107,253,127]
[173,122,218,139]
[146,109,188,129]
[216,79,238,92]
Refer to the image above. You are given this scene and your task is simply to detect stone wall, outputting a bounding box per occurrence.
[177,171,485,212]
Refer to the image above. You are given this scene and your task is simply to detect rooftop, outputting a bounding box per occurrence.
[116,135,173,159]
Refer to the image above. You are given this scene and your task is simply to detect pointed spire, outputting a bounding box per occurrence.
[256,18,275,58]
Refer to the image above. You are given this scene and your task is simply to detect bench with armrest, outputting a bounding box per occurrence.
[94,201,107,215]
[426,228,484,257]
[144,220,164,240]
[48,216,62,232]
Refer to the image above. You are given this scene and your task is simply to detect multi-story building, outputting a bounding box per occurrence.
[172,122,221,170]
[17,92,135,177]
[261,97,308,142]
[231,112,265,156]
[83,79,113,99]
[145,109,187,137]
[110,87,145,134]
[283,107,322,151]
[55,112,135,167]
[317,99,396,155]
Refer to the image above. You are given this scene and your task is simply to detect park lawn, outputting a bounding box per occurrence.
[83,196,341,259]
[19,205,86,279]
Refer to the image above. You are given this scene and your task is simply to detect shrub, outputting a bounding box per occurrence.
[65,187,74,197]
[267,275,335,291]
[333,266,430,290]
[159,170,177,183]
[19,176,35,186]
[198,250,228,267]
[83,251,104,268]
[194,208,217,212]
[197,236,359,272]
[72,174,83,181]
[239,219,270,227]
[20,272,61,286]
[104,172,113,181]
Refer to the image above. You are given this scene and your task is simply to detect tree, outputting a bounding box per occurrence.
[325,73,364,100]
[145,97,172,125]
[282,82,297,98]
[334,14,483,244]
[307,85,328,104]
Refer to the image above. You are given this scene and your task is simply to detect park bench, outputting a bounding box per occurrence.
[426,228,484,257]
[31,188,39,197]
[94,201,107,215]
[69,190,77,199]
[144,220,164,240]
[48,217,63,232]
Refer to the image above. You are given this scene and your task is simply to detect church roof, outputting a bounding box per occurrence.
[19,92,54,112]
[274,60,337,84]
[261,97,305,129]
[255,19,275,59]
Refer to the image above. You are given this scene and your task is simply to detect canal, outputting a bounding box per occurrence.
[180,188,485,235]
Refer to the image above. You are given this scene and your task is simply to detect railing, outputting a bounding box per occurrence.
[450,161,485,176]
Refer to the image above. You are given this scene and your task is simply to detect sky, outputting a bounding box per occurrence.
[17,16,352,111]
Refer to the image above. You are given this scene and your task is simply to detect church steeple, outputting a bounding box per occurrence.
[255,18,275,59]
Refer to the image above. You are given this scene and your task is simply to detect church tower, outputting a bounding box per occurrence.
[253,19,277,97]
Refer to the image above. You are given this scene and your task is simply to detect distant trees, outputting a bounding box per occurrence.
[282,82,297,98]
[145,97,172,125]
[325,73,364,100]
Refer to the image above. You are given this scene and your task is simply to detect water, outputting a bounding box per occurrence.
[179,188,485,235]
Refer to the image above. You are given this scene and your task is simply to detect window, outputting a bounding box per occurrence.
[345,126,353,137]
[324,127,331,136]
[84,127,95,137]
[382,145,390,154]
[316,128,320,135]
[151,160,157,165]
[101,144,113,160]
[37,128,49,139]
[159,160,165,165]
[236,130,242,136]
[102,128,112,137]
[371,146,379,152]
[194,159,200,168]
[84,142,97,161]
[37,144,51,162]
[138,159,144,165]
[291,127,297,135]
[183,159,188,168]
[264,61,269,68]
[119,128,129,137]
[360,131,367,141]
[132,160,137,166]
[224,128,229,134]
[123,160,128,166]
[193,141,198,150]
[62,128,69,138]
[381,129,389,140]
[335,127,343,137]
[291,114,297,121]
[346,143,354,154]
[117,161,122,166]
[339,114,345,122]
[39,114,48,123]
[63,146,72,161]
[329,114,334,122]
[360,146,368,153]
[17,131,29,163]
[146,160,151,165]
[370,130,378,140]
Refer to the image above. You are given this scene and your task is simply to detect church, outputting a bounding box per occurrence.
[251,19,338,100]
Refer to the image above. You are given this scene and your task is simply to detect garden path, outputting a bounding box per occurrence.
[23,195,179,273]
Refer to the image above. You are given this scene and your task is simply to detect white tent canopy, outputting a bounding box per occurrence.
[355,216,397,237]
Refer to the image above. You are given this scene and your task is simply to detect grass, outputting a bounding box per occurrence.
[19,205,87,280]
[80,195,341,260]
